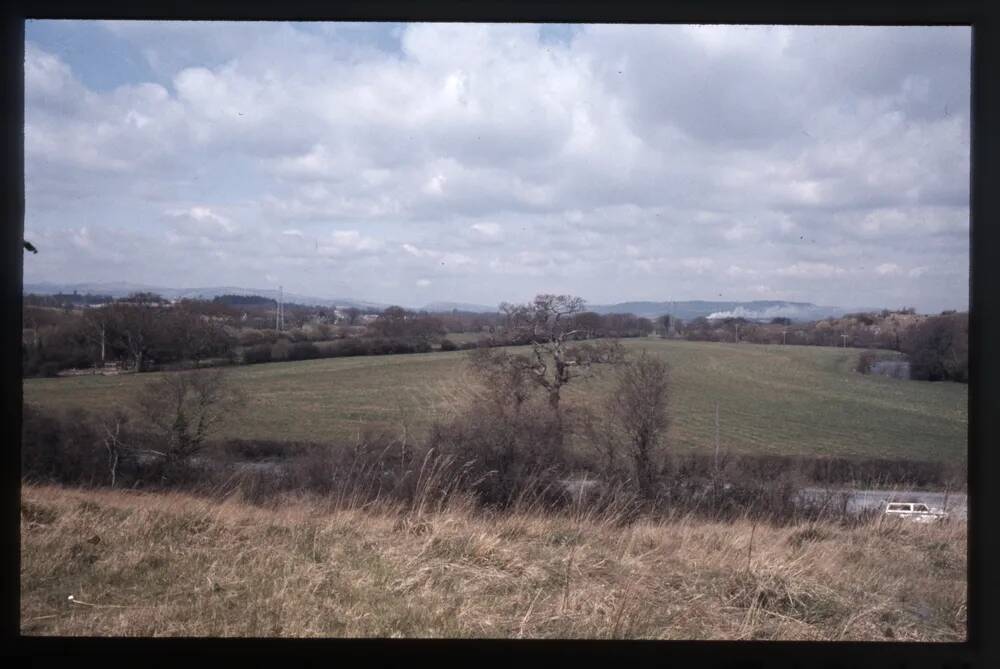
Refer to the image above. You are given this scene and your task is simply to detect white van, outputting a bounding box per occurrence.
[884,501,948,523]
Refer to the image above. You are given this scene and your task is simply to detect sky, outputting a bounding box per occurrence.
[23,21,970,312]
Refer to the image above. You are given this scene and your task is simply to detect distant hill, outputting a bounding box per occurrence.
[23,282,385,310]
[420,301,497,313]
[589,300,853,322]
[23,283,873,322]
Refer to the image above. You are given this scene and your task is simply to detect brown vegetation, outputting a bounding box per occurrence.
[20,484,966,640]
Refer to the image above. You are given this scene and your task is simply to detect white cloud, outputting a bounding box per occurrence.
[165,206,239,239]
[680,257,714,273]
[22,24,970,311]
[471,222,501,238]
[775,262,847,279]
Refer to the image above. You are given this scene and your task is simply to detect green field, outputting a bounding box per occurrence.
[22,339,968,464]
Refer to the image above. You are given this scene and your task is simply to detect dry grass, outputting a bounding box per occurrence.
[20,483,966,640]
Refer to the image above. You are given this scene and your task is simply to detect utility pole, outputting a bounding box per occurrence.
[714,401,721,472]
[275,286,284,332]
[735,323,740,344]
[840,333,848,348]
[782,329,787,345]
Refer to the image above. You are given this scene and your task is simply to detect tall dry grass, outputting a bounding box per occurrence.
[20,483,965,640]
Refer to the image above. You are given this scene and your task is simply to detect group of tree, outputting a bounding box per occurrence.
[899,311,968,382]
[23,293,235,377]
[433,294,672,503]
[367,306,446,340]
[24,292,114,309]
[675,308,968,383]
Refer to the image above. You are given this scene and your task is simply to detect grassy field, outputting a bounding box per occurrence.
[19,484,966,639]
[23,339,968,464]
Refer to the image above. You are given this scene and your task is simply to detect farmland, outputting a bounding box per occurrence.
[22,339,968,464]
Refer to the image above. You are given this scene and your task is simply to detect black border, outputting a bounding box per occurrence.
[4,2,998,667]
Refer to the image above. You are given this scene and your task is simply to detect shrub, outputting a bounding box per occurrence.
[270,339,293,362]
[856,351,876,374]
[241,344,272,365]
[439,339,458,352]
[288,341,320,361]
[426,395,571,509]
[901,313,968,383]
[22,405,106,486]
[222,439,306,461]
[39,361,61,378]
[238,329,271,346]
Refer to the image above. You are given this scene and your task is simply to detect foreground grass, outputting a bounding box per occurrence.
[21,484,966,640]
[22,339,967,463]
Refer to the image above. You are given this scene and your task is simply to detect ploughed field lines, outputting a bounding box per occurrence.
[23,339,967,464]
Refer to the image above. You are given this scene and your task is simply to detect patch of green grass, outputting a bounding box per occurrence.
[23,339,967,463]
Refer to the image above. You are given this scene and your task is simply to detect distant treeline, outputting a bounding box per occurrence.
[21,294,657,377]
[213,294,276,307]
[24,292,114,307]
[21,293,967,384]
[674,309,967,383]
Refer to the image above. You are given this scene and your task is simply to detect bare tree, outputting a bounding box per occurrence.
[343,307,362,325]
[607,352,671,500]
[135,369,246,470]
[499,294,623,413]
[105,296,163,372]
[467,347,536,413]
[100,409,130,488]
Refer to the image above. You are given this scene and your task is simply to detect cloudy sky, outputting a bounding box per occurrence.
[24,21,969,312]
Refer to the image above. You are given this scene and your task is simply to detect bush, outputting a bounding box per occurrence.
[439,339,458,352]
[22,405,107,486]
[270,339,293,362]
[242,344,273,365]
[288,341,320,361]
[856,351,876,375]
[39,361,62,378]
[901,313,968,383]
[426,397,572,509]
[238,329,272,347]
[221,439,306,461]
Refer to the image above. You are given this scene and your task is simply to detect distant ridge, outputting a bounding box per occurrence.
[420,301,497,313]
[23,282,385,310]
[23,283,871,321]
[589,300,852,322]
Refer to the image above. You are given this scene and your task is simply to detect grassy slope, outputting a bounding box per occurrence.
[20,484,966,640]
[22,339,968,463]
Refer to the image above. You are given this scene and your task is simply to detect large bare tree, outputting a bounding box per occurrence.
[497,294,623,413]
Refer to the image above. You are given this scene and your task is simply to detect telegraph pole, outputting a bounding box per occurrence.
[735,323,740,344]
[840,333,848,348]
[782,329,787,345]
[714,402,721,472]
